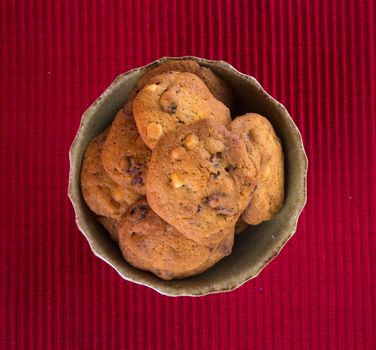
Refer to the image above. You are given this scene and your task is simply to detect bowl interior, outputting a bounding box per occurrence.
[69,57,307,296]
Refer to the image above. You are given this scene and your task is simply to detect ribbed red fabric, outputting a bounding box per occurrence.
[1,0,375,349]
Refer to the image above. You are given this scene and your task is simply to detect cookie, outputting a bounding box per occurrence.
[137,59,234,108]
[101,103,152,195]
[146,119,257,242]
[80,129,141,222]
[235,218,249,235]
[229,113,284,225]
[133,72,231,149]
[118,199,234,280]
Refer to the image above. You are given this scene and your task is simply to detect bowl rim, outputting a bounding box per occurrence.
[68,56,308,297]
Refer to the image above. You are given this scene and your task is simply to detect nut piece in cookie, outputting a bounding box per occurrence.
[101,103,152,195]
[80,129,141,240]
[118,199,234,280]
[229,113,285,225]
[137,59,234,109]
[133,72,231,149]
[146,119,257,243]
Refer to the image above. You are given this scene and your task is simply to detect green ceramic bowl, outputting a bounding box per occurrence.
[68,56,308,296]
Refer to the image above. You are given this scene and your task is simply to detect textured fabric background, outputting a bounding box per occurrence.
[1,0,375,349]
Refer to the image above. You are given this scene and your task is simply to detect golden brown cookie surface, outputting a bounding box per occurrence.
[133,72,231,149]
[137,59,234,108]
[80,129,140,221]
[118,199,234,280]
[230,113,284,225]
[146,119,257,242]
[101,103,151,195]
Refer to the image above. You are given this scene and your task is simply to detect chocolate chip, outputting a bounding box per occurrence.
[196,205,202,213]
[204,193,234,215]
[126,156,143,175]
[188,219,199,226]
[167,103,177,114]
[131,174,144,186]
[215,207,235,216]
[205,193,225,208]
[130,204,148,221]
[210,171,221,179]
[130,231,136,236]
[225,165,236,173]
[138,205,148,218]
[225,165,237,172]
[209,152,223,168]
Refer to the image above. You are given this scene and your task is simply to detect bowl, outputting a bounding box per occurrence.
[68,56,308,296]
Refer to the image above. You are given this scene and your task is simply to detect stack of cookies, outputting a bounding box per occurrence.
[81,60,284,280]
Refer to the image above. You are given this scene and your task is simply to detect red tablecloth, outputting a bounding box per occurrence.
[1,1,375,349]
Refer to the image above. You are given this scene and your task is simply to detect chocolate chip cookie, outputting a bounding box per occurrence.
[230,113,284,225]
[146,119,257,242]
[118,199,234,280]
[80,129,141,224]
[133,72,231,149]
[101,103,151,195]
[137,59,234,108]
